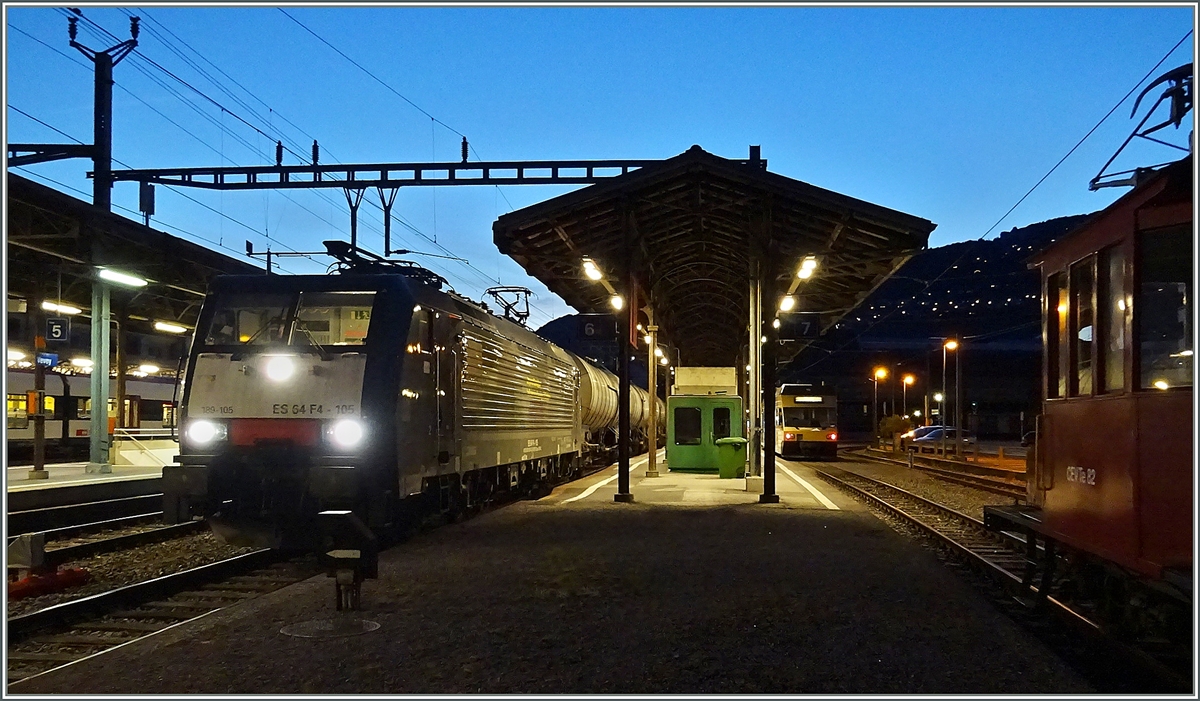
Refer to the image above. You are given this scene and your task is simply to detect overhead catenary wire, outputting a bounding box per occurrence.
[793,28,1195,375]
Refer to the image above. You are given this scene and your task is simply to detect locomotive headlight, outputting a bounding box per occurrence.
[186,420,227,446]
[265,355,295,382]
[330,419,365,448]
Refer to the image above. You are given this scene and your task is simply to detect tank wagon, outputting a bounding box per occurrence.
[984,156,1192,645]
[164,243,660,548]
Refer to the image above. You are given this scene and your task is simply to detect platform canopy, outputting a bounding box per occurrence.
[7,173,260,333]
[494,145,936,366]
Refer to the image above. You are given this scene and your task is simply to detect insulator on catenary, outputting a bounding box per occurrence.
[461,137,468,163]
[276,141,283,167]
[312,140,320,166]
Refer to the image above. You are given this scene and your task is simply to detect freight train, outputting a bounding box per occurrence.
[164,243,661,548]
[984,155,1192,648]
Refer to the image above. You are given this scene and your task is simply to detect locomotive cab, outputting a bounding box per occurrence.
[167,274,412,549]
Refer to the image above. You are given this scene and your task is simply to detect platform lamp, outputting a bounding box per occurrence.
[902,374,915,417]
[872,366,888,447]
[87,266,148,475]
[942,339,959,457]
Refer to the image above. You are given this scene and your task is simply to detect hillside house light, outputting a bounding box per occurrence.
[98,268,148,288]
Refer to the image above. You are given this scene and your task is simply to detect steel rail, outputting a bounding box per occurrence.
[7,549,280,642]
[8,495,165,536]
[851,450,1026,498]
[816,468,1191,693]
[41,521,206,568]
[7,512,165,546]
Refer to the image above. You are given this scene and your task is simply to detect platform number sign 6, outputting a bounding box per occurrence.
[578,314,616,340]
[46,317,69,343]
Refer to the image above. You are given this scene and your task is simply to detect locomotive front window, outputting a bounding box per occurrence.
[1138,225,1193,390]
[204,294,292,346]
[202,291,376,348]
[294,291,375,347]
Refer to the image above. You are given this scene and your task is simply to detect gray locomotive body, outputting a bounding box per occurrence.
[165,267,658,548]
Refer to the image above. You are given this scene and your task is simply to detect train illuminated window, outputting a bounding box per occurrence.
[1070,257,1095,396]
[7,393,28,429]
[1137,225,1193,390]
[1046,272,1067,398]
[713,407,731,440]
[1100,246,1126,393]
[674,407,702,445]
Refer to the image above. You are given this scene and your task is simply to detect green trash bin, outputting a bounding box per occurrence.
[715,436,748,479]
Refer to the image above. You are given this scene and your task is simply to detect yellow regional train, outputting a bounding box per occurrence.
[775,383,838,459]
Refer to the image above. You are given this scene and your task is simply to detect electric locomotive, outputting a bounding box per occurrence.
[164,242,658,548]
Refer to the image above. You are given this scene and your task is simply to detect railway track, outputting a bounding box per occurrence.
[815,467,1191,694]
[9,494,166,536]
[850,449,1027,498]
[6,550,316,687]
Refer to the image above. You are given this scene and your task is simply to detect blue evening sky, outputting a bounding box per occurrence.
[5,5,1194,326]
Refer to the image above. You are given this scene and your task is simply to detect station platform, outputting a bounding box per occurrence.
[6,462,163,493]
[11,455,1092,694]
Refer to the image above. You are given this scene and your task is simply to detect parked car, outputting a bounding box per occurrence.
[899,425,943,449]
[908,428,976,451]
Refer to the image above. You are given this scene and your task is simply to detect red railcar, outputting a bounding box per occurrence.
[984,156,1192,635]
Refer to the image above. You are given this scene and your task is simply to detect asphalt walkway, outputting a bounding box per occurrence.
[12,455,1091,694]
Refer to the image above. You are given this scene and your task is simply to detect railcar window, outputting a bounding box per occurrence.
[204,294,292,346]
[7,393,28,429]
[1070,257,1095,396]
[294,292,375,346]
[674,407,702,445]
[1100,247,1127,393]
[1047,273,1067,398]
[713,407,731,439]
[783,407,835,429]
[1138,225,1193,390]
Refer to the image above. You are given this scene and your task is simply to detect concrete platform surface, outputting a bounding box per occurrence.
[6,462,162,493]
[11,458,1092,694]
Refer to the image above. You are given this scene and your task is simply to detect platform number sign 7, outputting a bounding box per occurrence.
[777,312,821,341]
[46,317,69,343]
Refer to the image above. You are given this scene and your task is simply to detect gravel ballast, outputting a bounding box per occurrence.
[12,462,1091,695]
[7,530,257,618]
[836,455,1016,519]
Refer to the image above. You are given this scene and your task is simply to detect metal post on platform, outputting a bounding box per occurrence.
[29,297,48,480]
[87,281,112,473]
[747,271,761,478]
[760,249,779,504]
[645,314,660,478]
[614,218,634,503]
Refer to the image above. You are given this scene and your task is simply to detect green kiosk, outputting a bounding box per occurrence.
[665,367,747,478]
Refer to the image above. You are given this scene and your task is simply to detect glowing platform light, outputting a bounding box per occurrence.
[610,295,624,311]
[42,301,83,315]
[98,268,148,288]
[779,295,796,312]
[138,364,160,374]
[154,321,188,334]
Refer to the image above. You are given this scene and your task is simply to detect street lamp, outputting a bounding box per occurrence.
[940,339,959,456]
[872,366,888,446]
[902,374,915,416]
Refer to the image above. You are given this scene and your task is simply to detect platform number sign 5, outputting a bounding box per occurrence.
[46,317,69,343]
